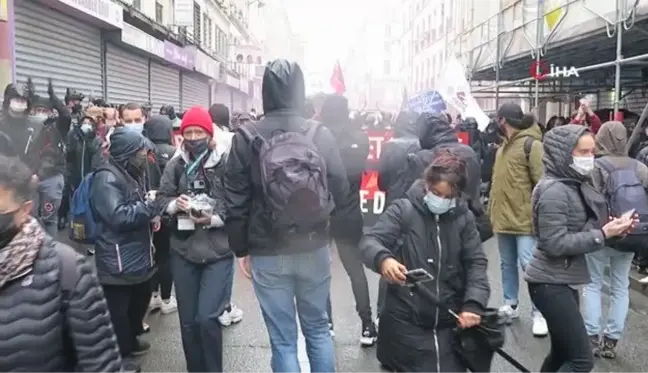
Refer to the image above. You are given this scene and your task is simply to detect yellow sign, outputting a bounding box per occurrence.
[544,0,564,32]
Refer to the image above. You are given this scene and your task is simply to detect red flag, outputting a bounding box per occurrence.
[330,61,346,95]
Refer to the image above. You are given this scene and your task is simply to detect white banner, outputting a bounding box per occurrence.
[436,56,490,131]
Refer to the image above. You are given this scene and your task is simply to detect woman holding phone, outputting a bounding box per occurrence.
[525,124,636,372]
[359,149,489,372]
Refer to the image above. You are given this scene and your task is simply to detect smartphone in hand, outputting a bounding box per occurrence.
[620,209,636,221]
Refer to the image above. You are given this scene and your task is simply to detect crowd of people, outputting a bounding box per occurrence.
[0,57,645,373]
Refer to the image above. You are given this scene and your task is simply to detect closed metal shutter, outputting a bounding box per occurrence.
[181,72,209,110]
[150,62,180,114]
[105,44,150,105]
[15,0,103,98]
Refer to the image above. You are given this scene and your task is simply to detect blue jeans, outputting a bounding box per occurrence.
[32,174,64,237]
[497,233,538,313]
[251,246,335,373]
[583,247,634,340]
[171,252,233,372]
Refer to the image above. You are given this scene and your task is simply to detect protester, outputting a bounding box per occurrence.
[225,59,351,372]
[143,115,178,315]
[488,103,547,336]
[526,124,634,372]
[583,120,648,359]
[571,100,602,134]
[360,150,489,372]
[209,103,231,131]
[158,106,234,372]
[90,129,159,369]
[25,78,71,237]
[320,94,376,344]
[0,83,29,158]
[0,155,123,372]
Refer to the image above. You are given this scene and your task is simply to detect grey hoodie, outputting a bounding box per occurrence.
[524,124,606,285]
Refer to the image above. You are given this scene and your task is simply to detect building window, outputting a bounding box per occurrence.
[193,2,202,45]
[133,0,141,10]
[203,16,212,49]
[155,2,163,24]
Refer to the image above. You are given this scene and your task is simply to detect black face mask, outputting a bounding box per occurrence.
[184,139,210,158]
[0,211,20,248]
[126,154,148,176]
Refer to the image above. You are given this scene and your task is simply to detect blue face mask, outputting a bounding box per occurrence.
[423,192,456,215]
[123,123,144,133]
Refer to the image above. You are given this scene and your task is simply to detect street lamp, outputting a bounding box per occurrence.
[247,0,265,8]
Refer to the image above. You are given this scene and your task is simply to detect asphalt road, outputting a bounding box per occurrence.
[130,237,648,372]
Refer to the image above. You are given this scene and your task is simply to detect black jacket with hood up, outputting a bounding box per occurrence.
[65,124,102,190]
[90,129,158,285]
[378,111,421,206]
[144,115,176,189]
[411,113,482,205]
[360,180,489,371]
[224,60,351,257]
[320,94,368,244]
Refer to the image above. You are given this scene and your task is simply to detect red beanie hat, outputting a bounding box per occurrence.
[180,106,214,136]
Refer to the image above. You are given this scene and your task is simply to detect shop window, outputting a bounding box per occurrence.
[155,2,163,24]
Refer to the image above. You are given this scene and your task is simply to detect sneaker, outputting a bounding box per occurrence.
[532,312,548,337]
[122,358,142,373]
[639,275,648,284]
[328,322,335,337]
[599,336,617,359]
[131,339,150,356]
[160,296,178,314]
[589,335,601,357]
[148,294,162,312]
[360,320,378,347]
[498,304,520,324]
[86,247,95,256]
[141,322,150,334]
[218,304,244,326]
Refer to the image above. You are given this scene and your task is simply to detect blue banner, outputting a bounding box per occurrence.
[407,90,446,114]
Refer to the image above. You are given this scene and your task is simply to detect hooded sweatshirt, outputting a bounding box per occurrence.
[591,121,648,197]
[525,125,607,285]
[144,115,176,189]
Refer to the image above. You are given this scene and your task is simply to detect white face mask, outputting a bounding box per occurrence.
[9,100,27,112]
[80,123,93,134]
[570,155,595,175]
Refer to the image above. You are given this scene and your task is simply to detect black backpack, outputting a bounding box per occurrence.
[240,122,331,235]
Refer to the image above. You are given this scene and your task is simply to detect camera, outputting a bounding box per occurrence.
[192,180,206,192]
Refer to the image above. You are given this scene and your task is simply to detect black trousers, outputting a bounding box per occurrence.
[528,283,594,372]
[152,227,173,299]
[103,281,152,357]
[328,238,372,321]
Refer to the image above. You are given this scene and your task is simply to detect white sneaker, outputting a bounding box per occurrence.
[160,296,178,314]
[532,312,548,337]
[218,304,244,326]
[498,304,520,324]
[149,294,162,311]
[639,275,648,284]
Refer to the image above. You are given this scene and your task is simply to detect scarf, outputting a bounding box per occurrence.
[0,218,45,289]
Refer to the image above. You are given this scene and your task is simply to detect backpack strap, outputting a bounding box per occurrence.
[397,198,416,235]
[523,136,535,163]
[58,244,80,310]
[595,157,617,175]
[304,120,321,142]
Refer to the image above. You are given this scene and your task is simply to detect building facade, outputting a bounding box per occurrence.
[3,0,259,113]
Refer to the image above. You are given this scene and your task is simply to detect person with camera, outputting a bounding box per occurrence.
[359,149,489,372]
[157,106,233,372]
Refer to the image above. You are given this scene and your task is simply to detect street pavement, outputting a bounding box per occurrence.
[133,237,648,372]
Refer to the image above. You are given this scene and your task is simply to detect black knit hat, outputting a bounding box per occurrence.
[209,103,230,127]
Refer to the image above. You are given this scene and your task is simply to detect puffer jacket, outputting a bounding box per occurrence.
[361,180,489,324]
[488,123,544,234]
[525,125,607,285]
[413,113,482,205]
[378,111,421,206]
[592,120,648,191]
[90,130,157,285]
[0,235,122,372]
[158,127,232,263]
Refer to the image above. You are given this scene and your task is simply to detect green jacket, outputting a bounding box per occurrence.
[488,124,544,234]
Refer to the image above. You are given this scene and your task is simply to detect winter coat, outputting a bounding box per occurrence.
[65,128,102,190]
[158,128,232,264]
[414,113,482,205]
[90,130,157,285]
[360,180,489,371]
[525,125,607,285]
[28,96,72,179]
[0,236,122,372]
[488,123,544,234]
[144,115,176,190]
[224,60,351,257]
[378,111,421,206]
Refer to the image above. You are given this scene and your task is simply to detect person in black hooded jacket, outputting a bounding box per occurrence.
[0,83,29,158]
[377,110,421,207]
[459,117,484,161]
[319,94,377,345]
[360,150,489,372]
